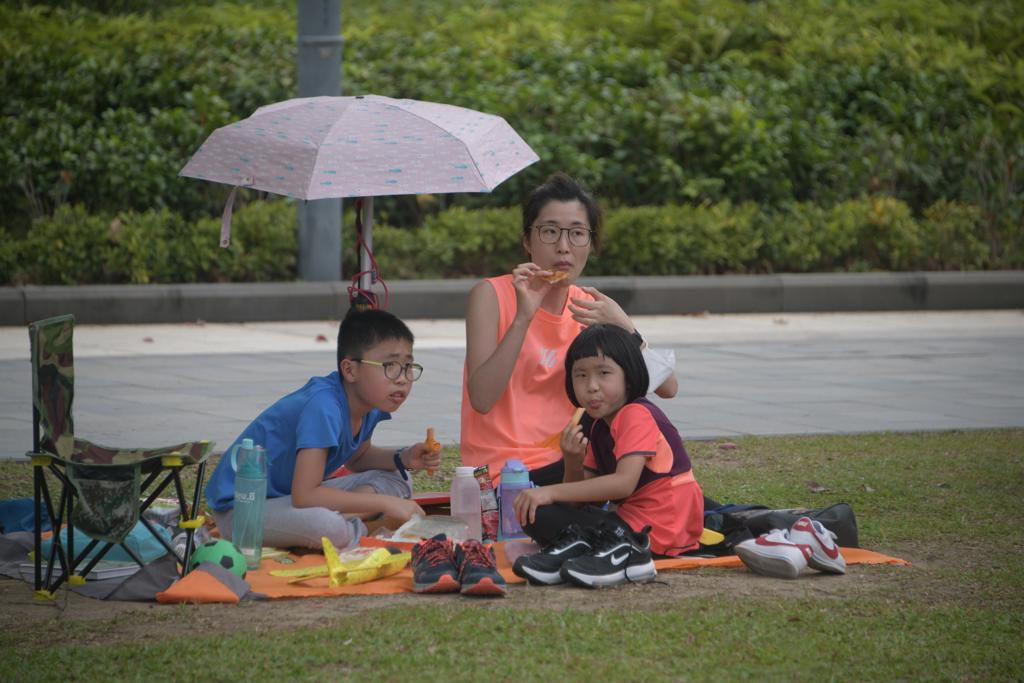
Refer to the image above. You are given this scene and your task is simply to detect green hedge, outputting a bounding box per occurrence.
[3,197,1017,286]
[0,200,297,285]
[1,0,1021,246]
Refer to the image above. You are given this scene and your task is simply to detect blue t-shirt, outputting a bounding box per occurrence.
[205,371,390,511]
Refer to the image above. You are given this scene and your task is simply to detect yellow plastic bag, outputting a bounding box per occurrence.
[269,539,410,587]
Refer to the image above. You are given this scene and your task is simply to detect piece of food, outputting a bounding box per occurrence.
[425,427,441,454]
[543,270,569,284]
[571,407,586,426]
[424,427,440,476]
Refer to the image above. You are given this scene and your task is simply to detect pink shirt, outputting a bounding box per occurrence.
[460,275,593,478]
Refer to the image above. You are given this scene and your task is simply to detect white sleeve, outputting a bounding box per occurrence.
[642,345,676,393]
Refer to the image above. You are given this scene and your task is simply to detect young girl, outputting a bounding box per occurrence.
[511,324,703,587]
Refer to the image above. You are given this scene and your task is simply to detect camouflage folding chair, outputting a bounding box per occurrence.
[27,315,214,598]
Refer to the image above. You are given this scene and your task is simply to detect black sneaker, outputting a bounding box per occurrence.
[411,534,460,593]
[559,524,657,588]
[453,539,507,597]
[512,524,597,585]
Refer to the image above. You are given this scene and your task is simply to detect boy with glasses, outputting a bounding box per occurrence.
[205,308,440,552]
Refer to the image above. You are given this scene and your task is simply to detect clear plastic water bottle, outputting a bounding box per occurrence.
[230,438,267,570]
[450,466,482,542]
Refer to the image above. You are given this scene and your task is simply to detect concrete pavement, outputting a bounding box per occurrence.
[1,311,1022,461]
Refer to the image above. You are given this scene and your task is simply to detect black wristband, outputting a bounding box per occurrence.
[393,448,409,481]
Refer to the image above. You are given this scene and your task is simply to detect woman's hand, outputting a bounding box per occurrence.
[569,286,633,331]
[511,262,554,322]
[513,486,556,527]
[402,443,441,473]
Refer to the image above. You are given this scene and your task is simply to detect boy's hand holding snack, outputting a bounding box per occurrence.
[402,440,442,473]
[423,427,441,476]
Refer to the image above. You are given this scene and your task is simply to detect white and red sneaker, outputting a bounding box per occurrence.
[788,516,846,574]
[736,529,812,579]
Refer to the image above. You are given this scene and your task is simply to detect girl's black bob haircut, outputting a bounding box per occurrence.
[564,324,649,406]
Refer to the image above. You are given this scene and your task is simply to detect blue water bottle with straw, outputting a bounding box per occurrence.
[230,438,267,570]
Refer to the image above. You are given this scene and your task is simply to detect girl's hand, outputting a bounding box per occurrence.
[568,286,632,331]
[560,422,588,462]
[403,443,441,473]
[513,486,556,527]
[511,262,553,322]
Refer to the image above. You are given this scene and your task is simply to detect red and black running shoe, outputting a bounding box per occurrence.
[411,535,459,593]
[454,539,507,597]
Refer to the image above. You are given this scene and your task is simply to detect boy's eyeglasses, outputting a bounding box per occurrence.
[354,359,424,381]
[533,225,592,247]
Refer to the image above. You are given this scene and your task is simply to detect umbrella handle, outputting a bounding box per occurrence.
[220,177,254,248]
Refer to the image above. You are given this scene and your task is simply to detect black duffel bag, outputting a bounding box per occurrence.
[702,502,859,556]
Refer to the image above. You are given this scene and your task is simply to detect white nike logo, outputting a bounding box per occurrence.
[610,552,629,565]
[554,542,587,556]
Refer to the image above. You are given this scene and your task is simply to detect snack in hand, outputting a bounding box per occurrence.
[534,407,588,449]
[543,270,569,284]
[425,428,441,454]
[571,406,586,426]
[424,427,441,476]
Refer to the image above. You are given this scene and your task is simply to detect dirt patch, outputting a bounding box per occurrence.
[0,543,952,649]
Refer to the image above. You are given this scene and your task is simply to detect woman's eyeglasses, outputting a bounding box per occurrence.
[354,359,424,381]
[533,224,592,247]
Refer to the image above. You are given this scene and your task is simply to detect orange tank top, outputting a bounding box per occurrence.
[460,275,593,479]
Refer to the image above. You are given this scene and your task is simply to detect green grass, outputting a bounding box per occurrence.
[1,429,1021,682]
[3,602,1021,681]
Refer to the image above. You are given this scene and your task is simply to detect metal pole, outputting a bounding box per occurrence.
[297,0,342,281]
[360,197,374,292]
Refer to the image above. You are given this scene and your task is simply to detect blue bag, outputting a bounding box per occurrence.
[0,498,51,534]
[41,520,171,564]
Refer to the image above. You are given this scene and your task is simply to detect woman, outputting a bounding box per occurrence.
[460,172,677,485]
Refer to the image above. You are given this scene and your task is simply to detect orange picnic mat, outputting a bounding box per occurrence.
[242,540,909,599]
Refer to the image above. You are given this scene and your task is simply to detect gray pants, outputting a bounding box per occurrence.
[212,469,412,551]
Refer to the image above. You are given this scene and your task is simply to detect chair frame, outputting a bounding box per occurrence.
[28,314,211,597]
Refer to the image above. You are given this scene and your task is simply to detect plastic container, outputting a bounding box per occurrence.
[450,466,482,542]
[497,459,534,540]
[229,438,267,570]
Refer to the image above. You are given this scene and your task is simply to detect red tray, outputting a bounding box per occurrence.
[412,491,451,506]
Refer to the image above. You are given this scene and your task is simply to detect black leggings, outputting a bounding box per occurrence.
[528,459,565,487]
[521,502,628,548]
[530,460,722,511]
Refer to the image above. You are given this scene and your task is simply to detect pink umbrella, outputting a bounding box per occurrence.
[180,94,539,248]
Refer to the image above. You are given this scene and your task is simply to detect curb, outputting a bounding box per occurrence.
[1,271,1022,325]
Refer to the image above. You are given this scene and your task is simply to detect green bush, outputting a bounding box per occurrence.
[1,196,1014,286]
[4,198,298,285]
[597,203,762,275]
[919,200,992,270]
[2,0,1022,238]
